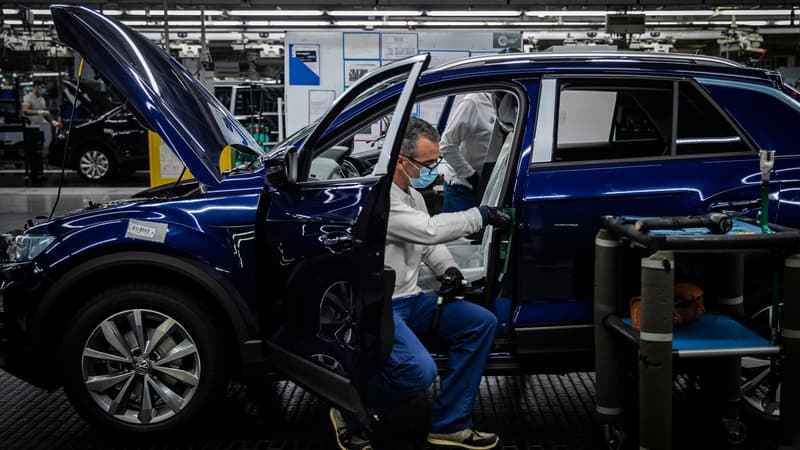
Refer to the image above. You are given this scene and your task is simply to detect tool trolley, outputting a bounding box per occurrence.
[593,216,800,450]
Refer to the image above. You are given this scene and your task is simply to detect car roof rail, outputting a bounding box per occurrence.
[431,51,747,73]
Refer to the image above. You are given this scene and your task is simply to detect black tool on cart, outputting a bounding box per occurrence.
[634,212,733,235]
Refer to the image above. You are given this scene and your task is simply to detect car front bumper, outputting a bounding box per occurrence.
[0,263,48,387]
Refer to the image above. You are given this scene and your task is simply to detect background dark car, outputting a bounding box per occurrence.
[48,79,148,182]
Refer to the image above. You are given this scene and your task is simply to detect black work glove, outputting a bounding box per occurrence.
[479,206,512,230]
[437,266,465,297]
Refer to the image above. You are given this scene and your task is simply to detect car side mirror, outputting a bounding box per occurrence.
[285,146,299,184]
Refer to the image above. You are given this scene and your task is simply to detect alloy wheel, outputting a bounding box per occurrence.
[741,305,781,420]
[79,149,110,180]
[317,281,357,349]
[81,309,201,425]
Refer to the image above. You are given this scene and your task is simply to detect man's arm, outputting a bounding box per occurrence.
[21,101,36,116]
[439,98,479,179]
[387,199,484,246]
[21,98,45,117]
[421,242,457,277]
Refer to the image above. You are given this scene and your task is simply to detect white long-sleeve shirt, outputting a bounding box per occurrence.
[385,183,484,298]
[439,93,496,188]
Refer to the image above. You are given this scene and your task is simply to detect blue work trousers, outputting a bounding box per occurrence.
[356,292,497,433]
[443,182,478,213]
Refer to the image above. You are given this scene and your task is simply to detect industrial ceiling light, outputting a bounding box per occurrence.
[328,10,422,17]
[205,20,244,26]
[718,9,791,16]
[229,10,324,17]
[334,20,414,27]
[643,10,716,17]
[524,10,607,17]
[245,20,330,27]
[1,8,17,14]
[417,20,523,26]
[427,10,522,17]
[522,21,596,26]
[127,10,224,16]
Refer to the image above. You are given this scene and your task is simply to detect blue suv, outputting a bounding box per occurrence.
[2,5,800,435]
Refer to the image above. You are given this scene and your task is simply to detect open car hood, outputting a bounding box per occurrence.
[51,5,262,186]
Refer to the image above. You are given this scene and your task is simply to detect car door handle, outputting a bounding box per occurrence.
[322,234,353,251]
[709,199,761,215]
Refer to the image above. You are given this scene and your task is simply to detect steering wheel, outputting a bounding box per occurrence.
[340,157,368,178]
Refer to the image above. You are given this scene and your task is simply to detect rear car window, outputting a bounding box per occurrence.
[555,81,672,162]
[676,83,750,155]
[552,79,749,163]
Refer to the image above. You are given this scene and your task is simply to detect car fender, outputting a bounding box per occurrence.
[27,214,263,386]
[29,249,259,386]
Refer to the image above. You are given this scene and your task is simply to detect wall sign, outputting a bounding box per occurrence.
[493,32,522,50]
[308,89,336,122]
[289,44,320,85]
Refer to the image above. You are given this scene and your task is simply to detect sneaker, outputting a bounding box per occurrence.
[329,408,373,450]
[427,428,500,450]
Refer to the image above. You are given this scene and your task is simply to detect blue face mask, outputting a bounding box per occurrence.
[38,87,46,95]
[404,164,438,189]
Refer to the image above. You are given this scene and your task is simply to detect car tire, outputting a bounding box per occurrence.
[59,282,230,436]
[76,146,116,182]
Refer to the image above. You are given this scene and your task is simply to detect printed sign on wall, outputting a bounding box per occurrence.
[289,44,320,85]
[381,33,418,60]
[493,32,523,50]
[344,60,380,87]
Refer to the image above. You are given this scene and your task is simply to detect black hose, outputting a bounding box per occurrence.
[49,63,84,221]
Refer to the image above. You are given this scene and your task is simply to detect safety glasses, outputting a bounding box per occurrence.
[407,155,443,171]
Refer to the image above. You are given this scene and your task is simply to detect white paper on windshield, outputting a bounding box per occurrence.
[309,90,336,122]
[381,33,418,60]
[159,142,185,179]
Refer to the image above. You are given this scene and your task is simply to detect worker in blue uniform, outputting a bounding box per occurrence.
[329,117,511,450]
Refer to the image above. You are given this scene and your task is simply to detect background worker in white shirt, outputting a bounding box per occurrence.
[439,92,496,212]
[21,80,56,161]
[329,117,511,450]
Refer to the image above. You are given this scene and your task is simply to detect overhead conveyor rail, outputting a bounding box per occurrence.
[593,216,800,450]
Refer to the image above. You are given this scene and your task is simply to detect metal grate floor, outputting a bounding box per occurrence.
[0,370,779,450]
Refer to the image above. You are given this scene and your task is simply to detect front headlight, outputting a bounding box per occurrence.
[0,232,55,264]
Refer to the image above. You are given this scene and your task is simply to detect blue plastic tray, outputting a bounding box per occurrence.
[622,314,778,358]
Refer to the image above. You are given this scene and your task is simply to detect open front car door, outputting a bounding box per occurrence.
[256,54,430,424]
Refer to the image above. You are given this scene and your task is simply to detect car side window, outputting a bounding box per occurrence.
[676,82,750,155]
[555,81,673,162]
[551,79,750,164]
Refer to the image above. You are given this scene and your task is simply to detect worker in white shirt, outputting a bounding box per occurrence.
[329,117,511,450]
[21,80,56,161]
[439,92,496,212]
